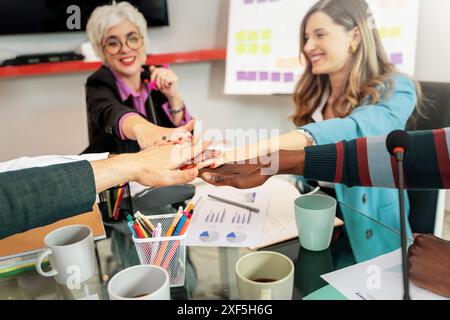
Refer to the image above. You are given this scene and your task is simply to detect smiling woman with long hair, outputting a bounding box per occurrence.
[218,0,423,263]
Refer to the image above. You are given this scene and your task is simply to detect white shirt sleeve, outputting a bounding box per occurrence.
[0,153,110,173]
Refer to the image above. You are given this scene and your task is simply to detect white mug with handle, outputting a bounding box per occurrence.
[35,225,96,286]
[235,251,294,300]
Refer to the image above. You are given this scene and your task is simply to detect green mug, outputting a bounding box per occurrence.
[294,194,337,251]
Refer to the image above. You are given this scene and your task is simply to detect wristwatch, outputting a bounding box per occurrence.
[169,104,185,115]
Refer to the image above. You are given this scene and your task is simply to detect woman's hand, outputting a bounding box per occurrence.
[134,119,195,149]
[91,137,215,192]
[150,66,182,102]
[130,138,212,187]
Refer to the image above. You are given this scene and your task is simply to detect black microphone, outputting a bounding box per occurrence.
[140,65,159,125]
[386,130,411,300]
[140,65,151,83]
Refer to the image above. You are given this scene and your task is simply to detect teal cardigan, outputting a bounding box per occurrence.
[300,74,417,262]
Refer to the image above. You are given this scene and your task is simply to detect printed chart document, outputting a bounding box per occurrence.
[187,185,269,248]
[321,249,449,300]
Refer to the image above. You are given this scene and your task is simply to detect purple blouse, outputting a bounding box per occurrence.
[110,68,192,140]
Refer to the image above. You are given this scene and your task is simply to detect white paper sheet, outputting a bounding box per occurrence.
[187,185,269,248]
[321,249,449,300]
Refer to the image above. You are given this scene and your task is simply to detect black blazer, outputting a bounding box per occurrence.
[82,65,175,154]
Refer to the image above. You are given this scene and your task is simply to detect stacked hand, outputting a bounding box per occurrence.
[134,119,195,149]
[199,150,306,189]
[128,134,220,187]
[408,234,450,298]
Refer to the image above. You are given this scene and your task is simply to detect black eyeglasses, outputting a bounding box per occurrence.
[102,33,143,55]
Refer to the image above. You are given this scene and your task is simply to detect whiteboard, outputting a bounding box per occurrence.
[225,0,420,95]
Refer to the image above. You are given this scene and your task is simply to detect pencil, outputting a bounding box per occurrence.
[207,194,260,213]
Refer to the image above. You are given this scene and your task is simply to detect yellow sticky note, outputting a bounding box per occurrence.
[378,26,401,38]
[261,30,272,41]
[248,44,258,55]
[236,44,246,55]
[236,31,247,42]
[261,44,271,55]
[248,31,258,41]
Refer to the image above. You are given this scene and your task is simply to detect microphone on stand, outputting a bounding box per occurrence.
[140,65,159,125]
[386,130,412,300]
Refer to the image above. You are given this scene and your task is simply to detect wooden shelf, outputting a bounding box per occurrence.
[0,49,226,78]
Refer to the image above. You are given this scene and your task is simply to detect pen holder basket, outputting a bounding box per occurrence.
[132,214,187,287]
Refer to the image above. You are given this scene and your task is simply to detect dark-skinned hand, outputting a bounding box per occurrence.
[199,150,306,189]
[408,234,450,298]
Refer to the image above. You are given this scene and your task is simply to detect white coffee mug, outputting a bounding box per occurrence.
[108,265,170,300]
[235,251,294,300]
[35,225,96,285]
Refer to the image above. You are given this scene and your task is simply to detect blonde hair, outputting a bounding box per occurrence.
[86,1,150,62]
[291,0,421,127]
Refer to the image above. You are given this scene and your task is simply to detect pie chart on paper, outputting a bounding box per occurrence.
[226,231,247,244]
[199,230,219,243]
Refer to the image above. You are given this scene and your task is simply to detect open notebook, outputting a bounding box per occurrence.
[0,205,106,261]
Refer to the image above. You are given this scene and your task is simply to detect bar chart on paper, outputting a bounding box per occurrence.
[187,186,270,248]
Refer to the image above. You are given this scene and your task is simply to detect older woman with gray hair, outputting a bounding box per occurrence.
[83,1,193,155]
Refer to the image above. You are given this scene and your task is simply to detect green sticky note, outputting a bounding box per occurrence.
[261,44,271,55]
[236,31,246,42]
[236,44,246,55]
[261,30,272,40]
[248,31,258,41]
[248,44,258,55]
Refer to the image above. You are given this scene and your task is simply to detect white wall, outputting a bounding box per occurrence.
[415,0,450,82]
[0,0,449,161]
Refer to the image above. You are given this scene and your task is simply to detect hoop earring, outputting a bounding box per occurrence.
[351,45,358,54]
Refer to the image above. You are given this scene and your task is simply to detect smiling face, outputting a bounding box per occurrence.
[103,19,147,78]
[303,11,355,75]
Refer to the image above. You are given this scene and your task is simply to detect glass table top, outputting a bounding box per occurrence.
[0,200,408,300]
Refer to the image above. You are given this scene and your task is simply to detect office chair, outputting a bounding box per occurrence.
[406,81,450,236]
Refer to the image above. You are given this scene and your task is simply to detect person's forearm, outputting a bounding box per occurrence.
[121,114,158,140]
[168,96,184,126]
[89,154,138,193]
[226,131,311,163]
[278,150,306,176]
[0,162,96,239]
[257,131,312,155]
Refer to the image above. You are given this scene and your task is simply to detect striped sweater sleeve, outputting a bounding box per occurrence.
[304,128,450,190]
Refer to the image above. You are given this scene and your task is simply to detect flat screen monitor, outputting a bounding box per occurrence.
[0,0,169,35]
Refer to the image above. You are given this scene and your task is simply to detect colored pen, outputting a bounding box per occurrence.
[179,218,191,235]
[136,217,153,237]
[165,207,184,236]
[133,221,147,238]
[135,212,155,232]
[128,221,138,238]
[173,215,187,236]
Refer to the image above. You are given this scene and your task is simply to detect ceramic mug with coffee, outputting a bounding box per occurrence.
[235,251,294,300]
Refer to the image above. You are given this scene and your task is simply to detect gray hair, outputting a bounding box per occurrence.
[86,1,150,61]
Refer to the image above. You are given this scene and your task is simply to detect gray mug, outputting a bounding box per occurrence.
[35,225,96,285]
